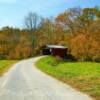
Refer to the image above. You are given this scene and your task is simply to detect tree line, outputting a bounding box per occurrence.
[0,6,100,61]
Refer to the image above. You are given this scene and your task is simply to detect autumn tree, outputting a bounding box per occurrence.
[0,7,99,61]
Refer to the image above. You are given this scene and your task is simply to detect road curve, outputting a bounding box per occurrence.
[0,56,92,100]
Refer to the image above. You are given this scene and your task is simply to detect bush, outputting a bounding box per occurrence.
[50,56,63,66]
[70,34,100,62]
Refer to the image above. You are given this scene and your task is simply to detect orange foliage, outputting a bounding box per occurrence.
[70,34,100,61]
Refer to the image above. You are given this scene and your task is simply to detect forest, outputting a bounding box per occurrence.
[0,6,100,61]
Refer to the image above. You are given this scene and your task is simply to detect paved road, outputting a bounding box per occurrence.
[0,57,92,100]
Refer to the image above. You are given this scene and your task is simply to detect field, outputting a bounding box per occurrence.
[36,56,100,100]
[0,60,17,76]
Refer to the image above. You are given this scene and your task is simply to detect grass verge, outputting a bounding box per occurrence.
[36,56,100,100]
[0,60,17,76]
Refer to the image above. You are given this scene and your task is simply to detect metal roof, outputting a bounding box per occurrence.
[46,45,67,49]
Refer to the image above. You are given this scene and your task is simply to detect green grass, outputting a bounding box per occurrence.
[0,60,17,76]
[36,56,100,100]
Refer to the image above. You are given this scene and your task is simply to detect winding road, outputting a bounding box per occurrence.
[0,57,92,100]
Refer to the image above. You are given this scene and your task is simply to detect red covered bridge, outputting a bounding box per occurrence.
[42,45,68,58]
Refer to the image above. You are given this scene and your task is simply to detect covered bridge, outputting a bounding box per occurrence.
[42,45,68,58]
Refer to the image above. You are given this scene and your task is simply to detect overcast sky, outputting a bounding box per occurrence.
[0,0,100,28]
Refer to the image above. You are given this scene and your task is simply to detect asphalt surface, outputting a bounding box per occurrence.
[0,57,92,100]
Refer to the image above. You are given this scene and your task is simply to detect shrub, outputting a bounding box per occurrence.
[70,34,100,62]
[50,56,63,66]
